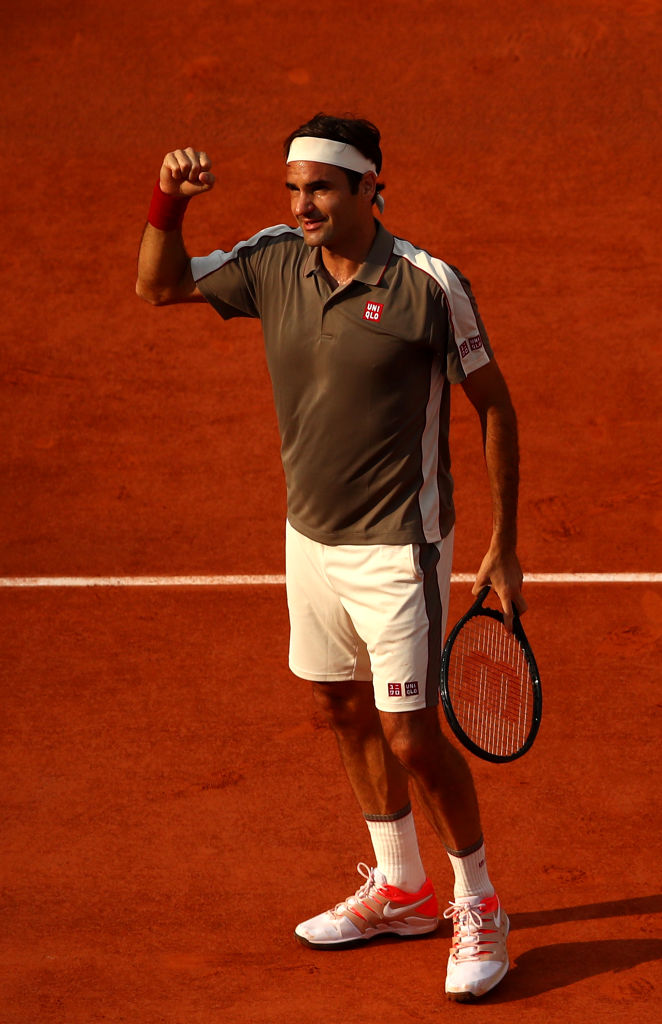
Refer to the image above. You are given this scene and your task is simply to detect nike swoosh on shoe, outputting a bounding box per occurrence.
[382,895,434,920]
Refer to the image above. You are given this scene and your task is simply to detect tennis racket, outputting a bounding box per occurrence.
[440,586,542,763]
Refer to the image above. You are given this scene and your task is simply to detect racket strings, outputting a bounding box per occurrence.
[448,617,534,757]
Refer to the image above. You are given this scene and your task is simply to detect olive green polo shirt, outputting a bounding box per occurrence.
[191,221,492,545]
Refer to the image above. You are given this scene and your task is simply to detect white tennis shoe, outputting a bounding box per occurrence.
[294,863,439,948]
[443,893,510,1001]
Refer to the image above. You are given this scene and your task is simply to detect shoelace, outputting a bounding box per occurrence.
[443,900,488,959]
[332,863,379,916]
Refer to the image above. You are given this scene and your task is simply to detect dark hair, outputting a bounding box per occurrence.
[284,112,385,202]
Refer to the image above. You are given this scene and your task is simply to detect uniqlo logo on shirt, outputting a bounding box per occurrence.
[405,681,419,696]
[363,301,384,322]
[459,340,470,358]
[468,335,483,351]
[388,683,402,697]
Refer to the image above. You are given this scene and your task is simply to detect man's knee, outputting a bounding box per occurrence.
[380,706,446,774]
[312,680,377,731]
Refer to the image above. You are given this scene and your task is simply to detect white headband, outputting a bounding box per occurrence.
[286,136,385,212]
[287,136,377,174]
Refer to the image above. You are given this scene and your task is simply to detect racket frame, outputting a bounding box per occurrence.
[440,586,542,763]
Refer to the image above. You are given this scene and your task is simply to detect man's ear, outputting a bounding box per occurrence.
[361,171,377,202]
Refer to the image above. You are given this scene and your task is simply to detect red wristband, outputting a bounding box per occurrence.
[147,181,190,231]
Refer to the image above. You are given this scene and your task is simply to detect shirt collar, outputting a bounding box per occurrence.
[303,221,394,285]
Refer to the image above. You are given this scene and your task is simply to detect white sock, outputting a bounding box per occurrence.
[446,838,495,902]
[365,805,427,892]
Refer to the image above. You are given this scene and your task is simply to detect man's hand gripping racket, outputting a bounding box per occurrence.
[440,586,542,763]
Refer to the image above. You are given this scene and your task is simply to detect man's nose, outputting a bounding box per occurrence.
[294,191,314,216]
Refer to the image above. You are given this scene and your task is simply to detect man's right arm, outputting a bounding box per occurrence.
[136,147,215,306]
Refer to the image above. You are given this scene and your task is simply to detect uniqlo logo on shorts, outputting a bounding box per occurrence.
[459,340,469,358]
[468,335,483,351]
[388,683,402,697]
[363,301,384,322]
[405,681,419,696]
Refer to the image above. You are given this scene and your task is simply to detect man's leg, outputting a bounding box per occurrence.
[378,704,509,1003]
[287,526,508,996]
[377,704,482,852]
[313,684,490,897]
[311,679,409,816]
[311,679,428,892]
[294,679,439,948]
[299,682,509,1002]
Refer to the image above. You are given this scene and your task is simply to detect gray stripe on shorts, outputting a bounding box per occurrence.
[419,542,442,707]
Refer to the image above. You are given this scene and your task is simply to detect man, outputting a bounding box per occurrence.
[136,113,527,1002]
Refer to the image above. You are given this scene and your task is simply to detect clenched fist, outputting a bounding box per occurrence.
[159,147,216,197]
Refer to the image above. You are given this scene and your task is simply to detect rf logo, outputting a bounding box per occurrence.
[363,301,384,322]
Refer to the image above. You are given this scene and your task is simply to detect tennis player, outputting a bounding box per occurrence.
[136,113,527,1002]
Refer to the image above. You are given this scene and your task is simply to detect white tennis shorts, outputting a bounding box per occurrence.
[285,520,454,712]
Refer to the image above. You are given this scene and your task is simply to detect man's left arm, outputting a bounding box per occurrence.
[460,358,527,631]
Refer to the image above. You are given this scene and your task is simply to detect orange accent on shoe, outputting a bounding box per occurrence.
[294,864,440,948]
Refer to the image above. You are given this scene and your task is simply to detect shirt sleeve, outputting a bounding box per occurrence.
[439,266,493,384]
[191,245,259,320]
[191,224,302,321]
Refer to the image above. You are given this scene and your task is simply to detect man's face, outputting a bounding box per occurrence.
[285,161,373,250]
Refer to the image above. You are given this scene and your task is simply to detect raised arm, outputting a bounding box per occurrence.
[136,147,215,306]
[460,358,527,631]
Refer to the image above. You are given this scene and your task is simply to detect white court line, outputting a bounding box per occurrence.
[0,572,660,588]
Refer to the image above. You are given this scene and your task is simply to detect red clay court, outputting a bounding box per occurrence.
[2,2,660,1022]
